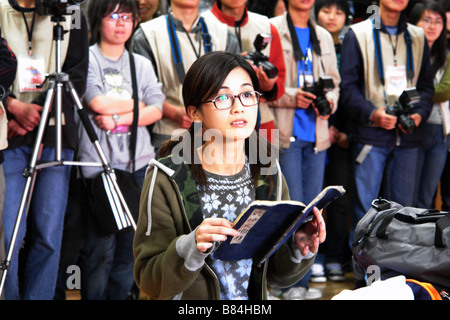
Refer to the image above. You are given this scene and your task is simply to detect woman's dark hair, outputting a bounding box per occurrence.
[87,0,140,48]
[441,0,450,12]
[314,0,351,25]
[159,52,276,189]
[409,0,447,77]
[181,51,260,114]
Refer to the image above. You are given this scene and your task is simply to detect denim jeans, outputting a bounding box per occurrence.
[280,139,326,288]
[280,139,327,204]
[3,146,74,300]
[350,143,419,244]
[416,124,449,209]
[78,166,146,300]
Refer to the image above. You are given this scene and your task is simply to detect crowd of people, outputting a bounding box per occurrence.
[0,0,448,300]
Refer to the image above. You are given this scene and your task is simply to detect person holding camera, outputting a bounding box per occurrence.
[202,0,286,143]
[131,0,240,151]
[268,0,340,300]
[0,0,89,299]
[339,0,434,245]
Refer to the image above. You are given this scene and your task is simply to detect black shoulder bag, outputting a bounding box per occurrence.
[88,52,141,236]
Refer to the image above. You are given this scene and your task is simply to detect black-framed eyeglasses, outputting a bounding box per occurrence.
[106,12,134,23]
[203,91,261,110]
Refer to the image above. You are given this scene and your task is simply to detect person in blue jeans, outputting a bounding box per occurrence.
[339,0,434,245]
[315,0,353,283]
[269,0,340,299]
[74,0,164,299]
[0,28,17,301]
[0,0,88,299]
[410,1,450,209]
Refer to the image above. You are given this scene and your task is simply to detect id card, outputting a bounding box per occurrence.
[385,65,407,97]
[18,54,45,92]
[298,74,314,88]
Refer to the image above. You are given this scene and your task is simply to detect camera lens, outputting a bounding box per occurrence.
[314,96,331,116]
[260,61,278,79]
[399,114,416,134]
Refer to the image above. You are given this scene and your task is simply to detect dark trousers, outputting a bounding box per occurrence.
[322,144,353,264]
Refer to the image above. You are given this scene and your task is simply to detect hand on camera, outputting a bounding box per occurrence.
[370,107,397,130]
[295,88,316,109]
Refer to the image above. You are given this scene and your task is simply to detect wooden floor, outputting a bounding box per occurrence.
[310,272,355,300]
[65,273,355,300]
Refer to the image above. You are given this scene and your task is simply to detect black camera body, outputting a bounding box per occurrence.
[302,76,335,116]
[35,0,84,16]
[243,33,278,79]
[386,88,420,134]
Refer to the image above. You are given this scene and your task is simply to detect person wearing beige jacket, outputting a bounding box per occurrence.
[268,0,340,300]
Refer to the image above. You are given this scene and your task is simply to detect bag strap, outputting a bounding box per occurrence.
[375,207,450,248]
[435,214,450,248]
[129,51,139,172]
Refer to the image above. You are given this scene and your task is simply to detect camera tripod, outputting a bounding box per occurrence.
[0,15,136,296]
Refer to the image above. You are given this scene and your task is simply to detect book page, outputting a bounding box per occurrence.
[230,208,266,244]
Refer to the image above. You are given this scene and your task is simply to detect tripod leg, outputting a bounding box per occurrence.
[0,81,57,296]
[66,80,136,231]
[0,168,38,296]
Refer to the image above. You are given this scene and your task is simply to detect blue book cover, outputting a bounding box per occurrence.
[212,186,346,265]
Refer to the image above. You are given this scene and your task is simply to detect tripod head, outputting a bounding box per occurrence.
[35,0,85,17]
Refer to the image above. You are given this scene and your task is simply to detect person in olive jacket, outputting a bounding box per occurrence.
[133,52,325,300]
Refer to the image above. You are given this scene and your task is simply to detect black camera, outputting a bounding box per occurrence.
[35,0,84,16]
[386,88,420,134]
[302,76,335,116]
[243,33,278,79]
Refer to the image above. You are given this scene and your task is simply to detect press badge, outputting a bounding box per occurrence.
[385,65,407,97]
[298,74,314,88]
[18,54,45,92]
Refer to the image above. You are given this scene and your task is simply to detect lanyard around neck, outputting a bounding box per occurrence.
[21,10,36,56]
[166,15,212,84]
[372,19,414,86]
[286,12,321,62]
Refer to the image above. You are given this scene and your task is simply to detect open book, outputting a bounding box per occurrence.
[212,185,346,266]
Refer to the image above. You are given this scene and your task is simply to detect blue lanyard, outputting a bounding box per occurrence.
[372,19,414,106]
[166,15,212,84]
[372,19,414,87]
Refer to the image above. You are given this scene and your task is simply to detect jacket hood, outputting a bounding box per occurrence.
[144,137,283,236]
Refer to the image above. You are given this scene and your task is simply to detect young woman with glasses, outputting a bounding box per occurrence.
[133,51,325,300]
[410,0,450,209]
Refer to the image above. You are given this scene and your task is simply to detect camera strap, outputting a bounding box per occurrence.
[287,12,328,86]
[286,12,321,62]
[166,15,212,84]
